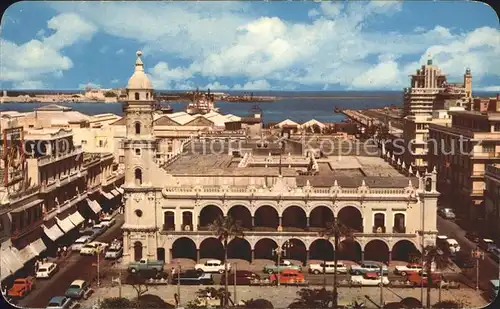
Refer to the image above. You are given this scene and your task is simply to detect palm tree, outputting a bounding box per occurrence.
[422,245,450,308]
[319,218,354,308]
[209,214,244,308]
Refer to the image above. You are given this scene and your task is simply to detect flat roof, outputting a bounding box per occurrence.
[163,151,416,188]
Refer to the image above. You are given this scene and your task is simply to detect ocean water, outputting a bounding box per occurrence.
[0,92,408,124]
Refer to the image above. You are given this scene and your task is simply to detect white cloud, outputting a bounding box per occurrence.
[476,86,500,92]
[1,12,97,87]
[7,1,498,90]
[233,79,271,90]
[100,46,108,53]
[79,82,101,89]
[202,81,231,90]
[116,48,124,54]
[14,80,46,89]
[111,79,120,84]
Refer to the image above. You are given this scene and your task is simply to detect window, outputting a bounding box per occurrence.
[494,123,500,132]
[146,93,149,99]
[135,149,141,156]
[483,144,495,153]
[119,156,125,163]
[135,92,140,100]
[135,122,141,135]
[98,140,104,147]
[135,168,143,186]
[81,140,87,144]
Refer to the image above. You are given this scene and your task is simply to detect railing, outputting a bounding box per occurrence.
[392,226,406,234]
[38,145,84,166]
[486,164,500,177]
[8,185,40,202]
[162,224,175,231]
[11,218,44,239]
[372,226,386,233]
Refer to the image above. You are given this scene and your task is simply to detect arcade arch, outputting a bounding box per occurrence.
[392,239,420,262]
[309,238,334,261]
[171,237,197,261]
[309,206,334,230]
[254,206,279,231]
[198,205,223,229]
[254,238,278,261]
[227,238,252,262]
[337,206,363,232]
[199,237,224,261]
[282,206,307,231]
[227,205,252,230]
[364,239,390,263]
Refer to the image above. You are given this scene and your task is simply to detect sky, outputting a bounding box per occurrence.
[0,0,499,91]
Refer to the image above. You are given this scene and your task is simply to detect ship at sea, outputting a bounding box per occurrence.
[154,99,174,114]
[186,88,220,115]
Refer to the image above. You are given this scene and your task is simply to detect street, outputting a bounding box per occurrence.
[436,216,499,295]
[18,215,125,308]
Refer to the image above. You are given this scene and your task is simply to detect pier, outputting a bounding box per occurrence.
[341,108,404,138]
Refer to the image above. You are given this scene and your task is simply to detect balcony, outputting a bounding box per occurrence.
[162,224,175,231]
[38,145,84,166]
[473,152,500,159]
[11,218,44,239]
[372,226,386,233]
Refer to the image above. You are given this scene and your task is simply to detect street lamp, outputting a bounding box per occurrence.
[472,248,484,290]
[272,240,293,286]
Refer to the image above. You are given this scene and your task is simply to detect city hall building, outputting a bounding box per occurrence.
[121,51,439,266]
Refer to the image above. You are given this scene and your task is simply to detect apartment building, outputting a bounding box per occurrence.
[403,59,472,117]
[484,164,500,239]
[428,110,500,220]
[0,124,124,283]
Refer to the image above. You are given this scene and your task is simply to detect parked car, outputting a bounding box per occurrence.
[270,269,307,285]
[394,263,422,276]
[79,228,98,241]
[170,269,214,285]
[350,261,388,275]
[445,239,461,255]
[79,241,108,256]
[46,296,74,309]
[91,224,107,235]
[99,216,116,227]
[72,236,92,252]
[263,260,302,274]
[7,277,35,298]
[489,248,500,263]
[465,231,480,243]
[104,243,123,259]
[452,250,475,268]
[220,271,260,285]
[195,259,231,274]
[308,261,348,274]
[479,238,498,253]
[65,280,91,299]
[438,208,456,219]
[36,262,59,279]
[408,272,443,287]
[128,258,164,274]
[350,273,390,286]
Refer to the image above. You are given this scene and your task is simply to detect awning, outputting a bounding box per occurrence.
[1,241,24,280]
[43,223,64,241]
[117,187,124,194]
[68,211,85,226]
[56,217,76,233]
[111,189,120,197]
[101,190,114,200]
[29,238,47,256]
[17,245,37,264]
[86,198,102,213]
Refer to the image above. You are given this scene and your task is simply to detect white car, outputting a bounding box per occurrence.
[104,244,123,259]
[351,273,390,286]
[195,259,231,274]
[309,262,348,274]
[445,238,461,254]
[72,236,92,252]
[80,241,108,255]
[394,263,423,276]
[100,216,116,227]
[438,208,456,219]
[36,262,58,279]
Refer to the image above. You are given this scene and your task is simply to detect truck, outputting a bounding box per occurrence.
[128,258,164,274]
[263,260,302,274]
[7,276,35,298]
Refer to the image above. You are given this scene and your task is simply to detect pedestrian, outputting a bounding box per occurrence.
[174,293,179,308]
[63,245,68,256]
[1,284,6,297]
[87,219,92,227]
[171,267,176,277]
[57,247,62,258]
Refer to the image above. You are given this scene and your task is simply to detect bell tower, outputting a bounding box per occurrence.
[464,68,472,99]
[122,51,159,264]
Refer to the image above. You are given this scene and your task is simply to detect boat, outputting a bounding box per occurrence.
[186,88,220,115]
[154,100,174,114]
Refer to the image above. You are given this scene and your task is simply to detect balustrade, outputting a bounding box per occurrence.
[372,226,386,233]
[392,226,406,233]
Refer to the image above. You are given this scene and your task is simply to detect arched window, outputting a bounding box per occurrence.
[134,241,143,261]
[135,92,140,100]
[135,122,141,135]
[135,168,143,186]
[146,93,149,99]
[425,178,432,191]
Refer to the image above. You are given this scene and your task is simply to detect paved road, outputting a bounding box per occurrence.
[437,216,499,295]
[80,284,489,309]
[18,215,125,308]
